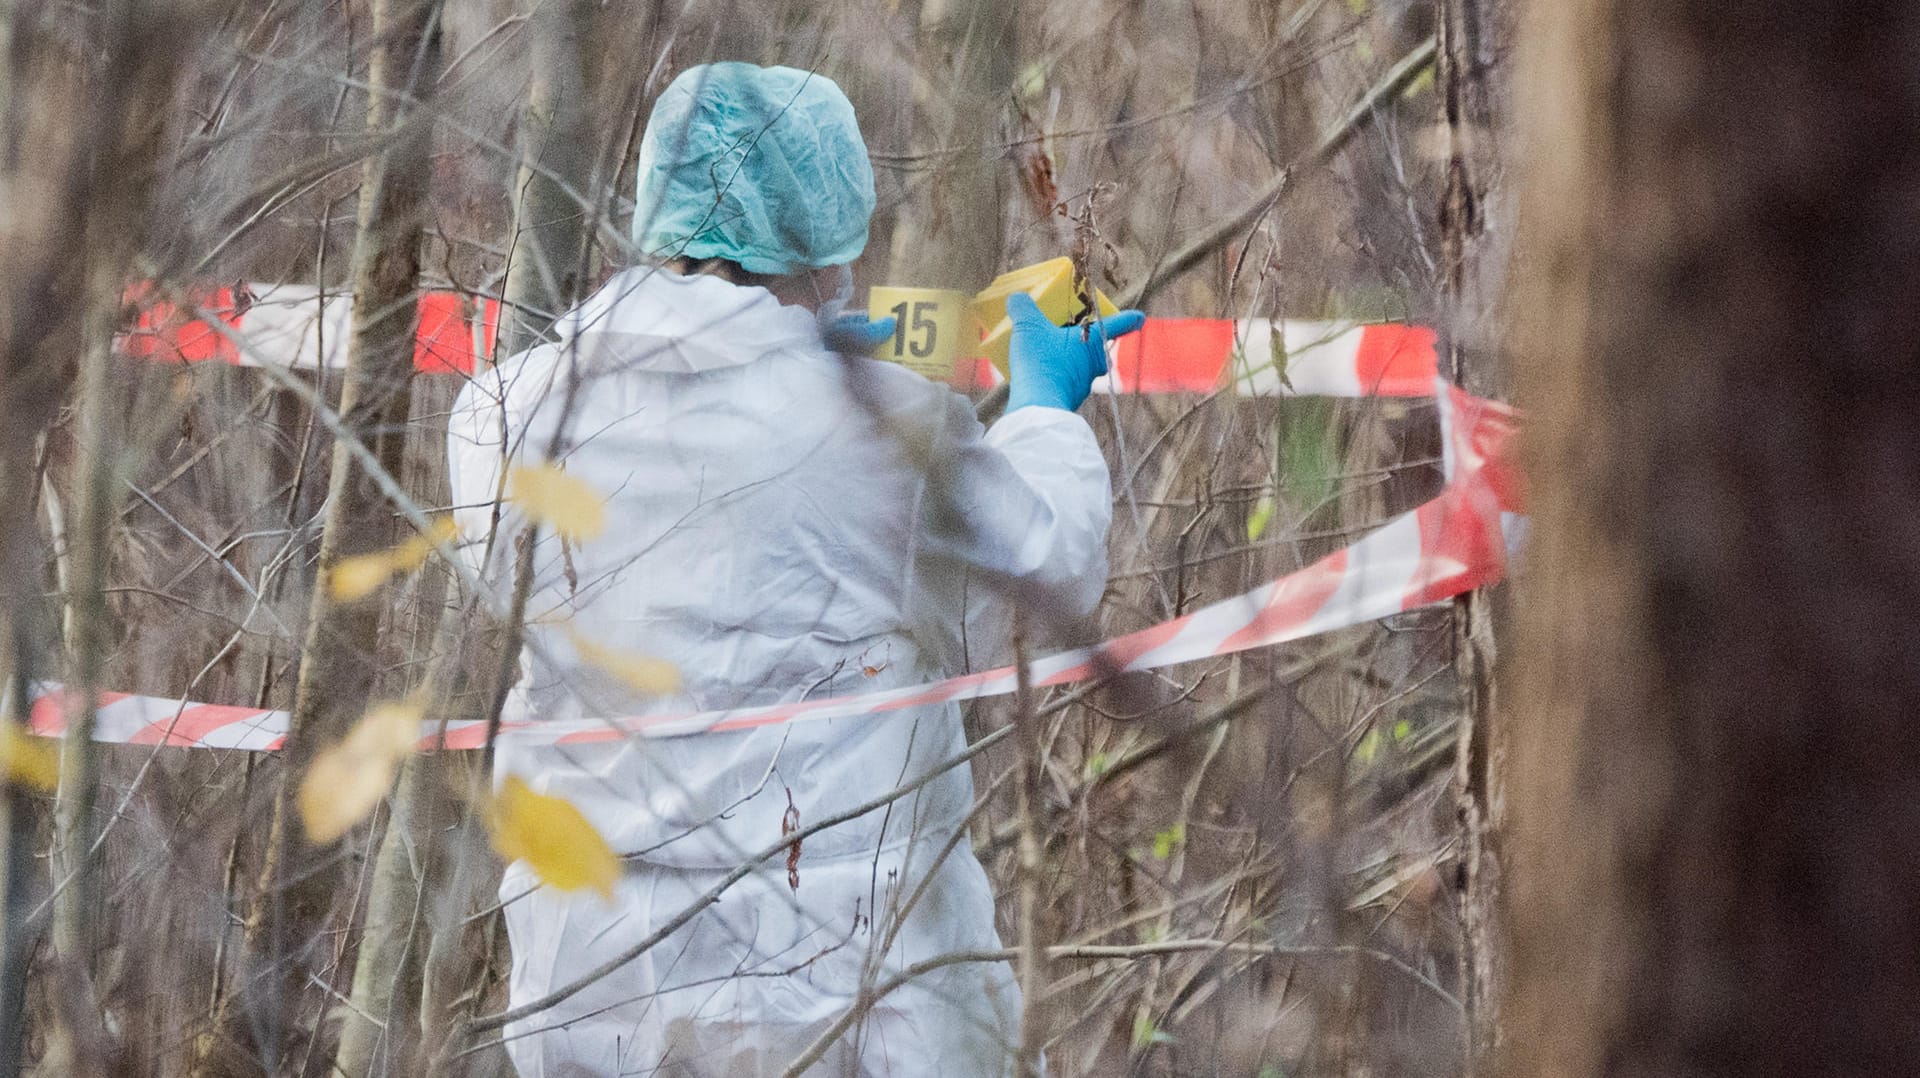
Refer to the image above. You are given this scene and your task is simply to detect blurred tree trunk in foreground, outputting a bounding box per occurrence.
[202,0,444,1074]
[0,0,199,1071]
[1436,0,1513,1068]
[1503,2,1920,1075]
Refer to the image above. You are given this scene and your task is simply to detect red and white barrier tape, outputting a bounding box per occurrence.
[121,283,499,375]
[28,382,1518,752]
[118,283,1438,396]
[1103,318,1437,397]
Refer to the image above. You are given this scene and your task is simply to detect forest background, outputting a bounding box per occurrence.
[4,0,1903,1075]
[0,0,1490,1073]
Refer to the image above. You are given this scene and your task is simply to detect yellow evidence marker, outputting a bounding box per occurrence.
[868,286,972,382]
[969,257,1120,377]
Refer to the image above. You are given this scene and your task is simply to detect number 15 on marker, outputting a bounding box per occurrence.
[867,287,969,383]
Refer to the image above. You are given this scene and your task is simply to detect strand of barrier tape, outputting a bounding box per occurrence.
[25,383,1519,752]
[116,283,1440,396]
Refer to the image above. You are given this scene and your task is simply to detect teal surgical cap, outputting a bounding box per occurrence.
[632,63,875,275]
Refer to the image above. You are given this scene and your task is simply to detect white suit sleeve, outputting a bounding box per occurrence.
[446,359,555,590]
[446,372,512,580]
[915,398,1112,666]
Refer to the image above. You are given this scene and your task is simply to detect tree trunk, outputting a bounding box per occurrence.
[886,0,1017,292]
[1502,1,1920,1074]
[497,0,606,356]
[1436,0,1513,1069]
[211,1,444,1072]
[0,1,195,1069]
[332,752,440,1076]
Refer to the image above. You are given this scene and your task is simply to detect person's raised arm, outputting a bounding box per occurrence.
[912,295,1144,661]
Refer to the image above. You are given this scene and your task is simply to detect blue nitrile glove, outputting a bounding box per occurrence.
[822,313,898,355]
[1005,292,1146,412]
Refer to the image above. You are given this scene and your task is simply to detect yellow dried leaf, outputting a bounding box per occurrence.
[0,725,59,792]
[297,702,424,844]
[507,463,606,542]
[327,552,399,601]
[350,701,426,757]
[488,776,619,899]
[390,516,460,573]
[298,742,397,844]
[566,630,680,696]
[326,518,459,601]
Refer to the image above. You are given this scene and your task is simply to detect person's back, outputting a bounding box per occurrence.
[452,264,1088,866]
[449,62,1141,1077]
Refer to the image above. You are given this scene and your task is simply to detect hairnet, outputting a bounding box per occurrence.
[632,63,875,275]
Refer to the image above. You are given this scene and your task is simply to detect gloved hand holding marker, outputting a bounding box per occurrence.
[1004,291,1145,413]
[862,256,1146,409]
[822,311,897,354]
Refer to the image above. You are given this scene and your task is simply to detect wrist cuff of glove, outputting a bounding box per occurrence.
[1006,387,1078,413]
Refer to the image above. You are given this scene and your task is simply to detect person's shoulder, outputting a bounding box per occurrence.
[842,359,1006,455]
[838,354,952,397]
[452,340,567,426]
[840,357,978,418]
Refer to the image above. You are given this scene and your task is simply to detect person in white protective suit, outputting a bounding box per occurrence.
[448,62,1144,1077]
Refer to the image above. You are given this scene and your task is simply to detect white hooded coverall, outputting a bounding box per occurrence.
[448,267,1110,1076]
